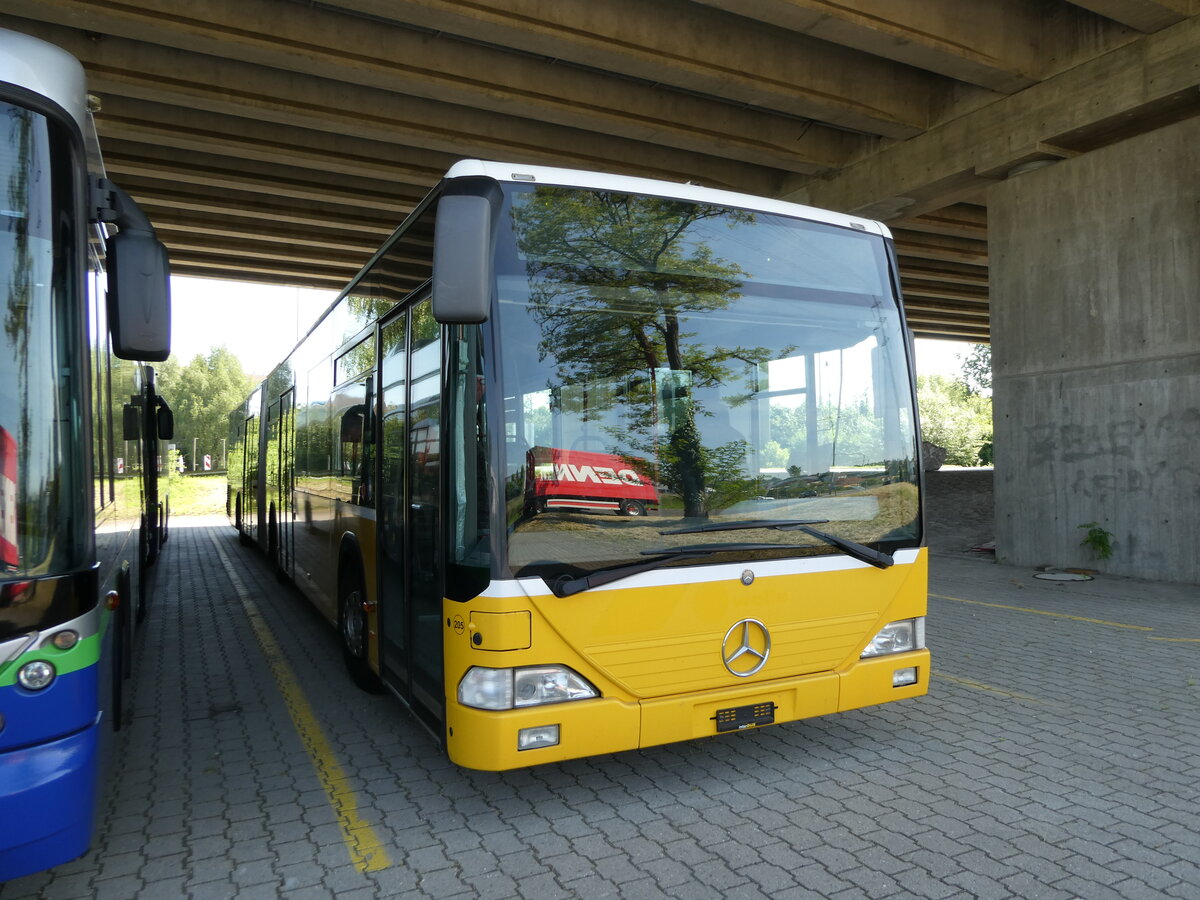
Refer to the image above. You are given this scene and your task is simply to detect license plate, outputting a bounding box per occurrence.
[713,702,776,733]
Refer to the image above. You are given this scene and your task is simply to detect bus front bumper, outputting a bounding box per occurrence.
[447,649,929,771]
[0,720,100,882]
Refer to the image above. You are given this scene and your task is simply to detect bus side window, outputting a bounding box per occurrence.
[336,378,373,508]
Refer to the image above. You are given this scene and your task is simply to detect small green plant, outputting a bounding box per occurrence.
[1078,522,1114,560]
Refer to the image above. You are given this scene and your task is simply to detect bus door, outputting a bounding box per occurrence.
[377,298,444,732]
[276,388,295,577]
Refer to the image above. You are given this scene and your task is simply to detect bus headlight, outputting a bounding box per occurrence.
[458,665,598,710]
[18,660,56,691]
[861,617,925,658]
[514,667,598,707]
[458,667,513,710]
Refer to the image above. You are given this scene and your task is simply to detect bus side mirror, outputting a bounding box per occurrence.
[122,403,140,441]
[432,194,491,324]
[108,229,171,361]
[156,401,174,441]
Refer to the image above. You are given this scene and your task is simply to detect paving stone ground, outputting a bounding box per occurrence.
[3,500,1198,899]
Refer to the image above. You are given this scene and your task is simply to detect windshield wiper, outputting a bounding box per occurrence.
[547,525,895,597]
[548,549,713,598]
[788,525,894,569]
[548,543,796,598]
[661,519,893,569]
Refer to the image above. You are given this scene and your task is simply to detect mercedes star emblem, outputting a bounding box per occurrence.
[721,618,771,677]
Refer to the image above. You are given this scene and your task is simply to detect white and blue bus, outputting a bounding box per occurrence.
[0,28,172,882]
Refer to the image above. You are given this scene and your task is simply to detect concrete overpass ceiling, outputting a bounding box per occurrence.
[4,1,1197,343]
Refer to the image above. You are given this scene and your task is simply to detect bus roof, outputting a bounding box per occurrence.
[444,159,892,239]
[0,28,89,135]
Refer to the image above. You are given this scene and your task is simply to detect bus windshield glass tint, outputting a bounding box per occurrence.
[492,185,920,580]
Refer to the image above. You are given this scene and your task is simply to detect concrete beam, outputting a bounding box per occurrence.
[101,142,423,212]
[893,231,988,266]
[156,221,432,275]
[901,315,990,341]
[9,0,860,174]
[1066,0,1193,31]
[692,0,1052,92]
[123,178,400,236]
[786,15,1200,216]
[94,96,454,188]
[168,264,351,291]
[893,205,988,240]
[167,254,358,286]
[156,228,369,272]
[899,258,989,288]
[2,16,785,195]
[320,0,959,138]
[146,210,378,256]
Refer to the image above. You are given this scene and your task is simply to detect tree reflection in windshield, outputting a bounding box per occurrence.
[496,184,920,578]
[512,189,775,519]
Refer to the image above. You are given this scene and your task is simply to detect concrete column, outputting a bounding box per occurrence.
[989,117,1200,583]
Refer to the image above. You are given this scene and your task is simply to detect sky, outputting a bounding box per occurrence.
[169,276,336,379]
[169,275,978,382]
[913,336,976,380]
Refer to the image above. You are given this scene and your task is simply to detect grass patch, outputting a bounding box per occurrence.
[164,474,228,517]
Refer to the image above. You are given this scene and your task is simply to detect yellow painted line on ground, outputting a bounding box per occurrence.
[211,535,391,873]
[1148,637,1200,643]
[933,670,1043,703]
[930,592,1153,632]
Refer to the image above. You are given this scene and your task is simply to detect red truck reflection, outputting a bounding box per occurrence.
[1,426,16,571]
[527,446,658,517]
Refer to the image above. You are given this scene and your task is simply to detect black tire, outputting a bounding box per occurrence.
[339,569,382,693]
[619,499,646,517]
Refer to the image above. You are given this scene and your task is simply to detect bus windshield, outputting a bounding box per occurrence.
[493,184,920,583]
[0,101,86,595]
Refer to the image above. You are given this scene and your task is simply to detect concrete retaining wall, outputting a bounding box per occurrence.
[989,116,1200,583]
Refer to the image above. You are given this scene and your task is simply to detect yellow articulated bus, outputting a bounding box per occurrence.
[228,161,928,771]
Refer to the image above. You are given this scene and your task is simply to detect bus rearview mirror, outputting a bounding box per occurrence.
[156,401,174,441]
[122,404,140,441]
[108,229,171,362]
[432,194,492,324]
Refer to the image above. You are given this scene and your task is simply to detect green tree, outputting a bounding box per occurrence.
[917,374,992,466]
[158,346,255,470]
[961,343,992,395]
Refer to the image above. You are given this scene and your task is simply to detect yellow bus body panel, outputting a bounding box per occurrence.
[444,549,929,771]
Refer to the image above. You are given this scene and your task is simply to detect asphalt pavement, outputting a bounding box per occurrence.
[2,504,1198,899]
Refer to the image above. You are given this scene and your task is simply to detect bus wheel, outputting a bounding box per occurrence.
[339,573,382,693]
[620,499,646,517]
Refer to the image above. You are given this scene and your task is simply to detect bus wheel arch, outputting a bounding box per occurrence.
[337,538,382,693]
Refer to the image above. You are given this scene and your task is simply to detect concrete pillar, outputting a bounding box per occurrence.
[989,117,1200,583]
